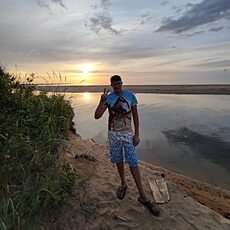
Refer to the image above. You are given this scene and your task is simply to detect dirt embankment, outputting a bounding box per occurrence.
[53,133,230,230]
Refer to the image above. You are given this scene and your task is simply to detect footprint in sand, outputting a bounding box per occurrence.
[100,190,115,201]
[101,182,115,190]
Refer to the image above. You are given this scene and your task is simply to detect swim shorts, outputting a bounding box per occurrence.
[108,130,139,168]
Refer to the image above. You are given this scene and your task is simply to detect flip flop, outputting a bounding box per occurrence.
[116,185,128,200]
[138,197,160,216]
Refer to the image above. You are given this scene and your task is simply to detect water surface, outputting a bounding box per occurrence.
[65,92,230,190]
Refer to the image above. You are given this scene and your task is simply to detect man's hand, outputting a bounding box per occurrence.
[133,135,140,146]
[100,88,109,103]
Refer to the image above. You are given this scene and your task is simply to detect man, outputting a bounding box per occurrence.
[94,75,160,216]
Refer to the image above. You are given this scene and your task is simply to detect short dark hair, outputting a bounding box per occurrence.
[110,75,122,83]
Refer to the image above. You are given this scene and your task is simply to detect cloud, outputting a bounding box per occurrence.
[90,4,98,10]
[173,7,183,14]
[85,13,122,35]
[139,12,153,25]
[100,0,111,9]
[190,59,230,68]
[52,0,67,9]
[208,26,224,32]
[182,31,204,38]
[160,0,169,6]
[172,2,195,15]
[36,0,52,12]
[91,0,111,10]
[85,0,121,35]
[185,3,194,9]
[36,0,67,11]
[156,0,230,33]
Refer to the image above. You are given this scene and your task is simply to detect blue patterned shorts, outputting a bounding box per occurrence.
[108,130,139,168]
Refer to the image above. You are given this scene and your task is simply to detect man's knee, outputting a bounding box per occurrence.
[116,161,124,166]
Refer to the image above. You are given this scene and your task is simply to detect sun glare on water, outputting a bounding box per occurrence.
[83,92,90,100]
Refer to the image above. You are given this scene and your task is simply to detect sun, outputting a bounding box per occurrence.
[79,64,93,85]
[80,64,93,75]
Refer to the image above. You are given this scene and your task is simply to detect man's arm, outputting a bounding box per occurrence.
[94,88,109,119]
[131,104,140,146]
[94,100,107,119]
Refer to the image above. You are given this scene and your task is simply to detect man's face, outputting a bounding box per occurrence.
[111,80,122,93]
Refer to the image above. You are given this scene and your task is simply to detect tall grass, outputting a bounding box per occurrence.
[0,67,76,229]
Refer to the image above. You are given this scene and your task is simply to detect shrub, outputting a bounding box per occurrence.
[0,67,75,229]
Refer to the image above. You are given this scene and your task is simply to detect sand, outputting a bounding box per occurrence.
[33,84,230,94]
[52,132,230,230]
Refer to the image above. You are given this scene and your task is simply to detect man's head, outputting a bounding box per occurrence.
[110,75,123,94]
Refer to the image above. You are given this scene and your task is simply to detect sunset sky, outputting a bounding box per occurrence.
[0,0,230,85]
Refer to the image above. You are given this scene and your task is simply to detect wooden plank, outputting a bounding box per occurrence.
[148,179,165,204]
[156,178,170,202]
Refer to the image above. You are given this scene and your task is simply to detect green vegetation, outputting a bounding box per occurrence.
[0,67,76,229]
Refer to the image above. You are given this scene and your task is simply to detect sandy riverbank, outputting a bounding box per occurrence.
[52,132,230,229]
[31,84,230,94]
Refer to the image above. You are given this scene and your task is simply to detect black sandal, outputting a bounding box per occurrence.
[116,185,128,200]
[138,197,160,216]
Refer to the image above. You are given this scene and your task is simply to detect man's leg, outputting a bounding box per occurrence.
[116,161,128,199]
[116,161,127,187]
[130,165,160,216]
[108,131,127,199]
[123,133,160,215]
[122,132,148,201]
[108,131,126,187]
[130,166,148,201]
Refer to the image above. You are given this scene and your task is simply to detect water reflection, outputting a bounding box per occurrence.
[65,93,108,142]
[162,127,230,171]
[82,92,91,101]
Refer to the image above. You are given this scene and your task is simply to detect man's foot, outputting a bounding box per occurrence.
[116,185,128,200]
[138,197,160,216]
